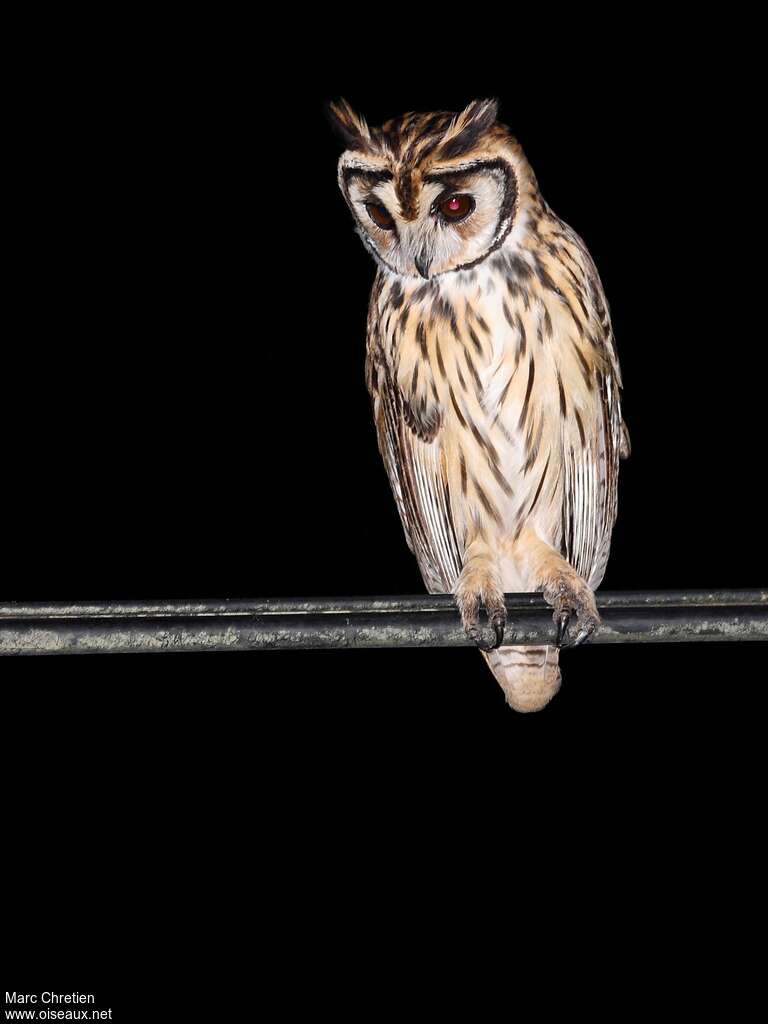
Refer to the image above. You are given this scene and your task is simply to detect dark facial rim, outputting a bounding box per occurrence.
[341,158,518,278]
[427,158,518,274]
[422,157,512,188]
[341,165,398,235]
[341,166,393,191]
[342,163,391,209]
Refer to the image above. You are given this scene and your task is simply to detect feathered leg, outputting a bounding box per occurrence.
[513,528,600,646]
[454,532,506,650]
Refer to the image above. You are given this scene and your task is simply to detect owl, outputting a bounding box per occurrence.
[329,98,629,712]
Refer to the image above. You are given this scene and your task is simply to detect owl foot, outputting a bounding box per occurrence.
[461,601,506,651]
[543,574,600,648]
[455,570,506,650]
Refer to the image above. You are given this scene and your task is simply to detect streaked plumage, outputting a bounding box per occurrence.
[330,98,628,711]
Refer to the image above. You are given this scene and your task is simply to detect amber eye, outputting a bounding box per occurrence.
[365,202,395,231]
[437,194,475,223]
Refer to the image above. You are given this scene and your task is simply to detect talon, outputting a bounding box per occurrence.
[455,569,505,652]
[555,611,571,646]
[572,619,597,647]
[492,619,505,648]
[544,574,601,649]
[489,607,506,649]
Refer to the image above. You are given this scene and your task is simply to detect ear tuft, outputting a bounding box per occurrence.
[326,98,372,151]
[437,98,499,160]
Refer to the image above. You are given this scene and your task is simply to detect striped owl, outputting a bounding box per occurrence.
[329,98,629,712]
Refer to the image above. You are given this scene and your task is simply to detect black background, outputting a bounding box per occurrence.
[4,21,765,1013]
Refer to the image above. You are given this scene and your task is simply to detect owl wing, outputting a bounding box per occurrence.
[366,345,463,595]
[559,234,628,589]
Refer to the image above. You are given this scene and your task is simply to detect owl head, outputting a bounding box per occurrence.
[330,98,536,280]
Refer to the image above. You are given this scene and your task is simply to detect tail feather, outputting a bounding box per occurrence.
[482,645,561,713]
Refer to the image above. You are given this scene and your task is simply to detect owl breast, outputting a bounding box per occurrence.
[366,224,622,590]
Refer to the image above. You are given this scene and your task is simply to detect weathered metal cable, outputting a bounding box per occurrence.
[0,590,765,655]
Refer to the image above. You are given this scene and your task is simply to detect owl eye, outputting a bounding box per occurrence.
[437,194,475,223]
[365,202,395,231]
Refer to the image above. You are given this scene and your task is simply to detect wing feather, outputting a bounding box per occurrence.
[371,357,462,595]
[558,231,627,588]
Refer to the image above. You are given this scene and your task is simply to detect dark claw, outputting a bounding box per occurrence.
[492,620,505,648]
[555,611,571,646]
[490,609,506,649]
[571,619,597,647]
[463,600,506,651]
[545,577,601,649]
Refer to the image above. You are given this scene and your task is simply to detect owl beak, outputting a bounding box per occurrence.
[414,250,432,279]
